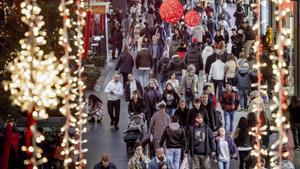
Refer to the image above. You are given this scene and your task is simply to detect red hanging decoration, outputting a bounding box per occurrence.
[83,10,91,59]
[0,123,13,169]
[159,0,183,24]
[184,10,201,27]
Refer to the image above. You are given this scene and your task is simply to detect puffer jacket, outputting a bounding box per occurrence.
[159,123,186,148]
[168,55,186,76]
[235,68,253,89]
[185,46,203,72]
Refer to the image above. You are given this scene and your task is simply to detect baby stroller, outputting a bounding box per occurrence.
[123,114,144,156]
[86,94,104,123]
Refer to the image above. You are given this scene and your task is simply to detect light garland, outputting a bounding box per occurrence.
[57,0,79,168]
[248,1,268,168]
[269,0,291,168]
[3,0,64,168]
[73,0,88,168]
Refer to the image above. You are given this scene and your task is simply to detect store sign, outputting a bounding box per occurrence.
[91,6,106,14]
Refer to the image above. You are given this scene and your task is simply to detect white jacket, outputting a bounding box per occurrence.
[209,59,225,81]
[104,80,123,101]
[202,46,214,67]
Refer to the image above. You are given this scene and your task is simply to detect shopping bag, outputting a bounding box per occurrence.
[180,157,189,169]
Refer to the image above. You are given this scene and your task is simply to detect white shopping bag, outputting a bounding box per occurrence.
[180,157,189,169]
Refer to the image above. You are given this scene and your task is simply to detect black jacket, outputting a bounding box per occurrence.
[186,107,206,126]
[125,80,143,102]
[111,29,123,45]
[201,102,217,131]
[162,90,180,109]
[168,57,186,75]
[174,108,189,127]
[288,101,300,124]
[185,46,203,73]
[185,123,216,156]
[115,51,134,74]
[205,54,216,74]
[242,25,255,41]
[159,124,186,148]
[158,57,170,77]
[128,98,145,115]
[94,162,117,169]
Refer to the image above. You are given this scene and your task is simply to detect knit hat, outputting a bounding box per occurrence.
[192,37,198,43]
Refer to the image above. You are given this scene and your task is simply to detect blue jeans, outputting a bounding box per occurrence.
[166,108,176,117]
[137,69,150,87]
[224,110,235,132]
[218,161,230,169]
[166,148,181,169]
[238,89,249,108]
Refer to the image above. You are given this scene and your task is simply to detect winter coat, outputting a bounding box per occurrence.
[231,34,245,57]
[146,13,155,28]
[215,136,238,160]
[159,123,186,148]
[192,25,205,43]
[94,162,117,169]
[128,98,145,115]
[128,154,150,169]
[158,57,170,77]
[224,60,238,79]
[206,17,217,38]
[185,46,203,72]
[242,25,255,41]
[185,123,216,156]
[170,39,181,57]
[125,79,143,102]
[150,111,171,144]
[201,102,218,131]
[168,55,186,76]
[214,34,225,44]
[144,86,161,116]
[111,29,123,45]
[288,101,300,124]
[205,54,216,74]
[234,10,246,28]
[202,46,214,68]
[162,90,180,109]
[135,48,154,70]
[115,51,134,74]
[235,68,254,89]
[220,90,239,112]
[234,127,253,148]
[174,108,189,127]
[181,74,199,97]
[186,106,206,127]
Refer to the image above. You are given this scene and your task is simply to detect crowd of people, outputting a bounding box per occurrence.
[86,0,300,169]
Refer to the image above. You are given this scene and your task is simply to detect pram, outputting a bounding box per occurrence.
[123,114,144,155]
[86,94,104,123]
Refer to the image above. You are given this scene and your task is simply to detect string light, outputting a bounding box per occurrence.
[73,0,88,168]
[3,0,65,167]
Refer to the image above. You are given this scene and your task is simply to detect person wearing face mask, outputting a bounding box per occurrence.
[149,148,174,169]
[104,74,124,130]
[128,143,150,169]
[181,64,199,107]
[94,153,117,169]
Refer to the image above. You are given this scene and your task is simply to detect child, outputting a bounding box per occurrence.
[87,94,104,123]
[215,127,238,169]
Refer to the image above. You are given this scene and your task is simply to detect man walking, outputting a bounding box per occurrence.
[135,44,154,87]
[104,74,123,129]
[185,113,216,169]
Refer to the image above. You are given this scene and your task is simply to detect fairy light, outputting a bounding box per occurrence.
[269,0,291,168]
[2,0,65,167]
[57,0,80,168]
[73,0,88,168]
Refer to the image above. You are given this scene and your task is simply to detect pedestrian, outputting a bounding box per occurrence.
[149,148,174,169]
[149,101,171,151]
[158,55,170,90]
[185,38,203,75]
[166,72,180,94]
[233,117,252,169]
[128,143,150,169]
[186,98,206,127]
[174,100,189,127]
[236,52,248,68]
[115,46,134,88]
[170,28,182,57]
[110,25,123,59]
[125,73,144,102]
[93,153,118,169]
[231,29,245,58]
[215,127,238,169]
[181,64,199,107]
[168,55,186,83]
[144,78,161,128]
[162,83,180,117]
[288,96,300,150]
[176,42,187,61]
[146,8,155,29]
[149,34,160,77]
[159,115,186,169]
[208,55,225,100]
[234,4,246,29]
[201,39,214,72]
[122,14,131,40]
[87,94,104,123]
[135,44,154,87]
[220,83,239,133]
[224,55,238,86]
[241,20,255,58]
[185,112,216,169]
[192,24,205,45]
[203,85,217,109]
[214,30,225,44]
[235,63,255,110]
[200,94,218,131]
[104,74,123,130]
[128,90,145,116]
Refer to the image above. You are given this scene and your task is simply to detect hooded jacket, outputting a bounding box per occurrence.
[215,136,238,160]
[115,51,134,74]
[168,55,186,75]
[159,123,186,148]
[185,46,203,72]
[235,68,253,89]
